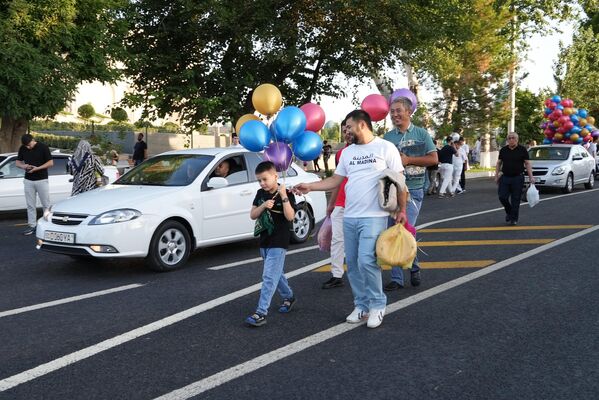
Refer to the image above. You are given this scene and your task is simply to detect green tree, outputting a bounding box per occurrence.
[78,104,96,121]
[514,89,544,143]
[0,0,127,152]
[110,107,128,123]
[555,26,599,117]
[120,0,470,129]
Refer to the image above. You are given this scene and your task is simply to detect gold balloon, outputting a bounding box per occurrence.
[235,114,260,134]
[588,116,595,125]
[563,107,573,116]
[581,128,589,137]
[252,84,282,115]
[579,118,587,127]
[570,133,580,142]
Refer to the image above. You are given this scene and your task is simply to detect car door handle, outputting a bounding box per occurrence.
[239,190,253,196]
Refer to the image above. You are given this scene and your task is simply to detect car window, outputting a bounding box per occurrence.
[49,157,69,176]
[0,159,24,178]
[117,154,214,186]
[528,147,570,160]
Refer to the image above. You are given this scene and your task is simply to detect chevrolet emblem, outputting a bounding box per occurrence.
[62,216,69,222]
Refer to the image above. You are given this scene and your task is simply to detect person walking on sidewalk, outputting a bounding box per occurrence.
[132,133,147,166]
[495,132,535,226]
[458,136,469,192]
[322,119,352,289]
[294,110,406,328]
[437,137,457,197]
[382,97,438,291]
[245,161,297,327]
[16,134,53,235]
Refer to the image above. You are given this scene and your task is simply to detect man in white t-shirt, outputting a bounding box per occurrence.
[294,110,406,329]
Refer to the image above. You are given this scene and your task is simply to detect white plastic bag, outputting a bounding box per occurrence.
[527,184,539,208]
[317,216,332,252]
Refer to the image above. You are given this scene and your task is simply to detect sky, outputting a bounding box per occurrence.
[320,21,576,124]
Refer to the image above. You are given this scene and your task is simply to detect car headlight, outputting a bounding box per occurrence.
[551,166,567,175]
[89,209,141,225]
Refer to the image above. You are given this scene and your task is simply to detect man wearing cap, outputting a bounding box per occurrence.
[16,134,53,235]
[383,96,438,290]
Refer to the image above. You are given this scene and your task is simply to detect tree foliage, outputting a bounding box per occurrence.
[0,0,127,151]
[78,104,96,121]
[110,107,128,122]
[121,0,471,129]
[555,25,599,116]
[514,88,544,142]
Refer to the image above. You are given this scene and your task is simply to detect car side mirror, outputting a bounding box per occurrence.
[207,177,228,189]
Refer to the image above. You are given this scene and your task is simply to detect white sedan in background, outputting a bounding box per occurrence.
[35,148,327,271]
[0,152,119,212]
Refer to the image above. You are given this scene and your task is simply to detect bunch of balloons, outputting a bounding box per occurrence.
[360,88,418,122]
[541,95,599,145]
[236,83,325,171]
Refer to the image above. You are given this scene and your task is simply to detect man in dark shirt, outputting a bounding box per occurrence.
[132,133,148,166]
[495,132,535,225]
[437,137,457,197]
[322,140,332,172]
[16,134,54,235]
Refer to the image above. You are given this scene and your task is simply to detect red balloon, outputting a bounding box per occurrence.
[361,94,389,121]
[563,121,574,131]
[544,130,555,138]
[549,101,558,109]
[544,99,553,107]
[557,116,570,125]
[300,103,326,132]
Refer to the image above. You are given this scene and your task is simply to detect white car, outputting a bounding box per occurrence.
[35,148,327,271]
[0,152,119,212]
[525,144,595,193]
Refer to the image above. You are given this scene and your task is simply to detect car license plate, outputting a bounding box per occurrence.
[44,231,75,244]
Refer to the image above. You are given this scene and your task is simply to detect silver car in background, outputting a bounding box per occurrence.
[526,144,595,193]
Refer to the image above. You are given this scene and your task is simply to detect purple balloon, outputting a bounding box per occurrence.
[263,142,293,172]
[389,88,418,114]
[592,130,599,138]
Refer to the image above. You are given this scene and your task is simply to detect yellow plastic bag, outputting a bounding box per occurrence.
[376,223,417,268]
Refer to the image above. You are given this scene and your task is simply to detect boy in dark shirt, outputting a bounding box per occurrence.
[246,161,297,327]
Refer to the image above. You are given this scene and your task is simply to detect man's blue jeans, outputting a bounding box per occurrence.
[390,188,423,285]
[256,247,293,315]
[343,217,388,311]
[498,175,524,222]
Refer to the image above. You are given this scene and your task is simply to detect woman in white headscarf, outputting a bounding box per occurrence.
[69,140,105,195]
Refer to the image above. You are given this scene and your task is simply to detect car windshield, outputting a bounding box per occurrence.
[0,156,7,165]
[117,154,214,186]
[528,147,570,161]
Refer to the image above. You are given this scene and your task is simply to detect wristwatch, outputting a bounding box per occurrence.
[282,198,289,203]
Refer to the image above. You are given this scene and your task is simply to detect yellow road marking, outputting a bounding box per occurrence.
[314,259,496,272]
[419,225,592,233]
[418,239,553,246]
[13,223,28,227]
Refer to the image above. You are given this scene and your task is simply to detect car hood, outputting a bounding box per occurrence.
[52,185,185,215]
[529,160,567,168]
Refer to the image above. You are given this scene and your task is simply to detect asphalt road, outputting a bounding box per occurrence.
[0,178,598,400]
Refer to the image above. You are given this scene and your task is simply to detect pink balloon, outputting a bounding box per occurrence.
[300,103,326,132]
[361,94,389,121]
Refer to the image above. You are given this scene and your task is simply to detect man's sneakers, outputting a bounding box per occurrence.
[23,226,35,236]
[410,270,421,287]
[383,281,404,291]
[346,307,369,323]
[510,220,518,226]
[322,277,344,289]
[245,313,266,327]
[278,297,296,313]
[367,308,386,329]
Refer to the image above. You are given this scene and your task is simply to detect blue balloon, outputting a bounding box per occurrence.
[585,124,593,131]
[551,95,562,103]
[239,120,271,152]
[565,132,571,139]
[578,109,588,118]
[571,126,582,134]
[556,105,564,110]
[570,115,579,124]
[575,137,583,144]
[273,106,307,143]
[543,138,552,144]
[544,108,552,115]
[292,131,323,161]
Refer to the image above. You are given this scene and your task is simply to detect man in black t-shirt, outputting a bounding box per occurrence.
[322,140,332,172]
[16,134,54,235]
[132,133,147,166]
[495,132,535,225]
[437,137,457,197]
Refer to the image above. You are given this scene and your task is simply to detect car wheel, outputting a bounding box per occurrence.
[562,173,574,194]
[584,172,595,189]
[290,203,314,244]
[146,220,191,272]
